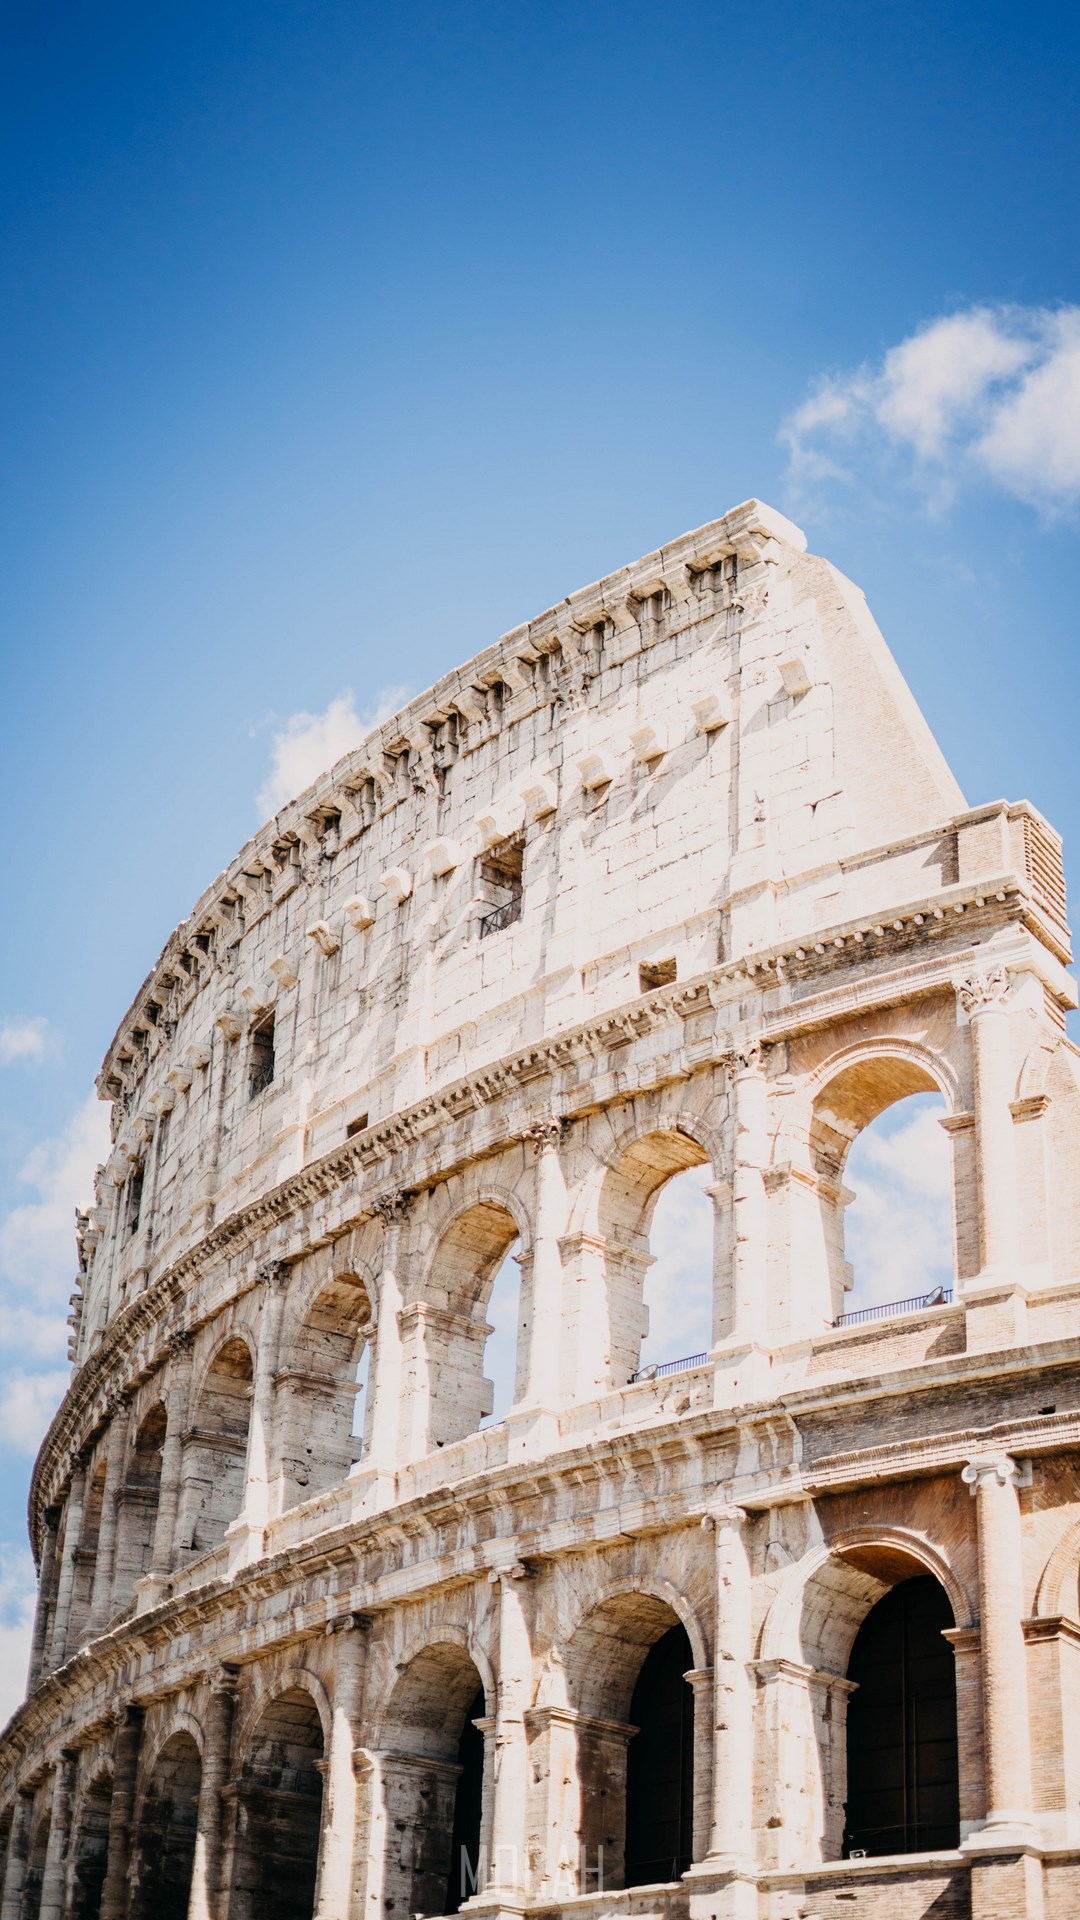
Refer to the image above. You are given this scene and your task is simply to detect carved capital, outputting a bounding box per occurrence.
[729,1039,766,1074]
[371,1189,414,1226]
[168,1331,195,1362]
[957,966,1010,1015]
[257,1258,290,1291]
[702,1502,748,1533]
[962,1451,1019,1493]
[523,1116,565,1152]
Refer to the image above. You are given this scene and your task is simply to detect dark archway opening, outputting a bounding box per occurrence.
[130,1732,201,1920]
[230,1690,324,1920]
[444,1688,485,1913]
[625,1623,694,1886]
[70,1773,113,1920]
[844,1575,959,1856]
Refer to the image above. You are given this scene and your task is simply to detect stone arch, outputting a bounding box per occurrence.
[68,1458,108,1647]
[134,1710,205,1814]
[575,1118,716,1392]
[69,1766,113,1920]
[374,1640,489,1919]
[276,1267,374,1508]
[177,1334,254,1557]
[20,1803,51,1920]
[411,1198,524,1449]
[229,1684,326,1920]
[1034,1511,1080,1619]
[756,1528,968,1866]
[112,1400,167,1610]
[231,1664,332,1764]
[129,1729,201,1920]
[773,1039,959,1332]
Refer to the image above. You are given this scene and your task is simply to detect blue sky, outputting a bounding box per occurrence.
[2,0,1078,1709]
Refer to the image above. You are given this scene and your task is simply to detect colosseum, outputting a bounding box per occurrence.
[2,497,1079,1920]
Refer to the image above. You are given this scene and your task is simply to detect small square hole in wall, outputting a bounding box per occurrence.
[346,1113,369,1139]
[639,958,677,992]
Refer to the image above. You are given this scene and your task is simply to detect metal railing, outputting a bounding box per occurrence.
[479,892,523,938]
[629,1351,709,1384]
[834,1286,953,1328]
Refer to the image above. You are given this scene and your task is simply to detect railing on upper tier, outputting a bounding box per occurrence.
[834,1286,953,1328]
[629,1352,710,1384]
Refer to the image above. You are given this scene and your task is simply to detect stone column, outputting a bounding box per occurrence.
[235,1259,290,1555]
[187,1664,239,1920]
[960,970,1018,1274]
[38,1751,77,1920]
[706,1506,755,1865]
[521,1121,566,1410]
[729,1048,768,1349]
[99,1704,144,1920]
[144,1334,195,1591]
[48,1458,87,1670]
[485,1565,533,1897]
[26,1507,61,1688]
[961,1452,1037,1842]
[87,1400,131,1637]
[314,1614,370,1919]
[0,1791,35,1920]
[365,1194,411,1475]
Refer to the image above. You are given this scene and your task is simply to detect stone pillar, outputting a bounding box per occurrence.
[26,1507,61,1688]
[365,1194,411,1476]
[485,1566,532,1897]
[99,1704,144,1920]
[0,1791,35,1920]
[188,1665,239,1920]
[961,1452,1037,1841]
[48,1459,87,1670]
[521,1121,566,1410]
[143,1334,195,1597]
[960,971,1018,1274]
[38,1751,77,1920]
[87,1400,131,1637]
[728,1048,768,1349]
[708,1507,754,1862]
[234,1259,290,1558]
[314,1614,370,1920]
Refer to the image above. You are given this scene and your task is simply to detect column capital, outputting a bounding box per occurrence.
[962,1450,1022,1492]
[523,1115,565,1152]
[256,1257,291,1289]
[957,966,1011,1015]
[371,1188,414,1225]
[728,1039,767,1075]
[701,1503,748,1533]
[168,1330,196,1361]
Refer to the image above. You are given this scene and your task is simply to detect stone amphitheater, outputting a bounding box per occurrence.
[3,498,1080,1920]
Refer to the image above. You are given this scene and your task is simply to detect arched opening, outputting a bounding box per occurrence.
[130,1732,201,1920]
[378,1644,487,1916]
[20,1810,50,1920]
[277,1272,372,1507]
[70,1770,113,1920]
[637,1169,713,1377]
[178,1339,253,1555]
[563,1592,695,1890]
[229,1689,324,1920]
[808,1057,953,1326]
[480,1242,521,1426]
[113,1403,167,1608]
[844,1575,959,1855]
[419,1204,522,1449]
[595,1131,711,1390]
[625,1623,695,1885]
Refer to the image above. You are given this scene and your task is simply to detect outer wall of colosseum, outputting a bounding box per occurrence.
[3,497,1080,1920]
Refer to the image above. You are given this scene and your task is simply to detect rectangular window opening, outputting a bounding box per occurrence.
[127,1165,144,1238]
[478,834,524,939]
[346,1112,369,1139]
[639,958,677,992]
[248,1014,276,1099]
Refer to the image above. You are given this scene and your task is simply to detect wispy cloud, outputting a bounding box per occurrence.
[256,686,410,818]
[0,1094,111,1367]
[782,304,1080,515]
[844,1095,953,1308]
[0,1546,35,1727]
[0,1017,54,1067]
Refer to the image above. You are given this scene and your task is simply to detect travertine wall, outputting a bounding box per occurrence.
[4,502,1080,1920]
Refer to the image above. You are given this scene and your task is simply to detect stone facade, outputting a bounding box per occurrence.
[3,498,1080,1920]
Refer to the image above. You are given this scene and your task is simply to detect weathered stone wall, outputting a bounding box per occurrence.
[3,502,1080,1920]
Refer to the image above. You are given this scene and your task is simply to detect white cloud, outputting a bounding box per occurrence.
[0,1546,35,1728]
[642,1166,714,1365]
[256,686,411,818]
[0,1092,111,1392]
[0,1017,53,1067]
[782,303,1080,514]
[844,1095,953,1310]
